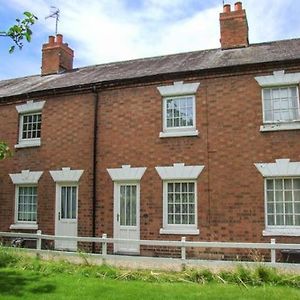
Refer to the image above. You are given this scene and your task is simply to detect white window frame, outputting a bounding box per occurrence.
[15,100,45,148]
[9,170,43,230]
[255,70,300,132]
[14,185,38,226]
[254,159,300,236]
[161,180,198,234]
[156,163,204,235]
[162,95,197,136]
[263,177,300,236]
[157,81,200,138]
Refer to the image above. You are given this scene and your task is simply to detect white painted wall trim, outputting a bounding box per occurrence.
[159,129,199,138]
[159,228,200,235]
[10,223,38,230]
[9,170,43,184]
[16,100,46,114]
[157,81,200,97]
[107,165,147,181]
[254,159,300,177]
[255,70,300,87]
[263,228,300,237]
[260,122,300,132]
[156,163,204,180]
[50,168,84,183]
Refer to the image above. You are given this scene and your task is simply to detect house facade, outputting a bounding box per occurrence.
[0,2,300,258]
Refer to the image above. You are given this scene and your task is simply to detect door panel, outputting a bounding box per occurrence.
[114,183,140,253]
[55,185,78,251]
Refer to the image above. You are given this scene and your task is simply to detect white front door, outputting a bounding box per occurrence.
[55,184,78,251]
[114,182,140,253]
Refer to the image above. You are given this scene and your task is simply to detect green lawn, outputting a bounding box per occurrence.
[0,268,299,300]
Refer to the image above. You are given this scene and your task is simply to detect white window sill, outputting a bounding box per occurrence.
[260,122,300,132]
[263,228,300,237]
[160,228,199,235]
[10,223,38,230]
[15,139,41,149]
[159,129,199,138]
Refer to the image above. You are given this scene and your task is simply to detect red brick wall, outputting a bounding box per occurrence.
[96,66,300,250]
[0,93,95,238]
[1,64,300,257]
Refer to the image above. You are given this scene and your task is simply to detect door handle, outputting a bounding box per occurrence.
[58,212,61,220]
[117,213,120,222]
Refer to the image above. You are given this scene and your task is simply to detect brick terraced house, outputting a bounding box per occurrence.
[0,2,300,258]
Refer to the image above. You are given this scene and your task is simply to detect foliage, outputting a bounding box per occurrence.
[0,247,299,289]
[0,11,38,53]
[0,141,11,160]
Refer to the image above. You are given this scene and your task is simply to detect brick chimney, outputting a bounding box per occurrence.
[41,34,74,75]
[219,2,249,50]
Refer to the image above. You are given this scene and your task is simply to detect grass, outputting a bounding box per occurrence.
[0,268,300,300]
[0,247,299,299]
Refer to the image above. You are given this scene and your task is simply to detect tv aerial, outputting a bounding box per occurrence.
[45,6,60,35]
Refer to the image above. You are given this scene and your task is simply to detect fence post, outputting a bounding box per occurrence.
[102,233,107,256]
[271,238,276,263]
[36,230,42,250]
[181,237,186,260]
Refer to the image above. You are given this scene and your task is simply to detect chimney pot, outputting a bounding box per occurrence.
[234,2,242,11]
[41,34,74,75]
[48,36,55,45]
[219,1,248,49]
[56,34,63,44]
[223,4,231,13]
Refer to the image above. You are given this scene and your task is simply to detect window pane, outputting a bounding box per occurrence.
[267,215,275,226]
[285,191,292,202]
[295,215,300,226]
[285,202,293,214]
[276,215,284,225]
[295,191,300,202]
[275,179,283,190]
[267,203,274,213]
[275,191,283,202]
[267,191,274,202]
[266,180,274,190]
[294,179,300,190]
[284,179,292,190]
[126,186,131,226]
[286,215,293,225]
[71,187,77,219]
[276,203,283,214]
[294,202,300,214]
[120,186,125,225]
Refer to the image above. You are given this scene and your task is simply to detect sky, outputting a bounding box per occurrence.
[0,0,300,80]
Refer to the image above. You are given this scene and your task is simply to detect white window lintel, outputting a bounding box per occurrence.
[255,70,300,87]
[107,165,147,181]
[9,170,43,185]
[50,167,84,183]
[157,81,200,97]
[254,159,300,177]
[156,163,204,180]
[16,100,46,114]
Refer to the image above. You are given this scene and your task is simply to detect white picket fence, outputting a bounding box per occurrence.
[0,230,300,264]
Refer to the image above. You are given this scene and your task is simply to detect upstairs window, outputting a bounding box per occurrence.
[157,81,200,138]
[263,87,300,123]
[165,96,195,129]
[21,113,42,140]
[15,100,45,148]
[255,70,300,132]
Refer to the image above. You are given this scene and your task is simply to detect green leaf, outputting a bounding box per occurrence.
[9,45,15,53]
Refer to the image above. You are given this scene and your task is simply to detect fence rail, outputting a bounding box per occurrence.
[0,230,299,264]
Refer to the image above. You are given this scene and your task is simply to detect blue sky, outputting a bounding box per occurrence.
[0,0,300,80]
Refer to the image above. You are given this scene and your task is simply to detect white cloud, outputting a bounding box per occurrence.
[2,0,300,79]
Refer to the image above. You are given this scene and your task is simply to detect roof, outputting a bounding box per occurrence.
[1,38,300,99]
